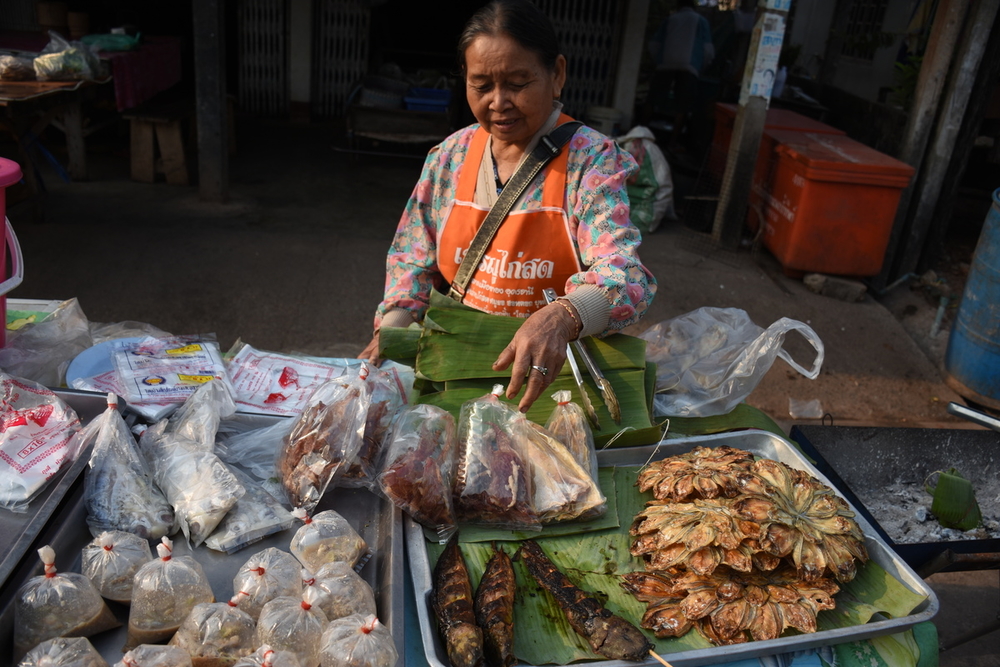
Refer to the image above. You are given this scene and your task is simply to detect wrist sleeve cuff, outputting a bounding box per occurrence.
[380,308,417,330]
[564,286,611,338]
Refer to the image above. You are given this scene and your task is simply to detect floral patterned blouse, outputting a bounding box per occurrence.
[375,122,657,336]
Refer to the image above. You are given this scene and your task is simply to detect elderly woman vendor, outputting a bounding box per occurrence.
[362,0,657,411]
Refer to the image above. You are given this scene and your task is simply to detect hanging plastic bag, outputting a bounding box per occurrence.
[640,307,824,417]
[254,588,329,667]
[113,645,192,667]
[319,614,397,667]
[81,530,153,603]
[83,394,174,540]
[289,509,369,573]
[340,362,406,489]
[232,547,304,620]
[377,403,458,543]
[17,637,106,667]
[14,546,120,661]
[616,126,676,233]
[168,595,257,665]
[275,375,369,511]
[0,372,84,512]
[205,466,297,554]
[302,562,377,623]
[0,298,92,388]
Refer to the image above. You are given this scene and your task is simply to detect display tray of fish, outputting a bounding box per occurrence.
[406,430,939,667]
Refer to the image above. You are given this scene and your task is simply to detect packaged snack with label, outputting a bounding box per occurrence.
[111,335,232,406]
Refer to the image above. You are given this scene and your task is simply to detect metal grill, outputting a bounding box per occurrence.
[538,0,622,118]
[237,0,288,117]
[313,0,370,119]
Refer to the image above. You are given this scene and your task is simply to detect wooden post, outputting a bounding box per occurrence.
[192,0,229,202]
[612,0,650,131]
[712,1,790,249]
[872,0,969,290]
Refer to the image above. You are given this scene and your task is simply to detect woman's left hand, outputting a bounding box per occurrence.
[493,302,580,412]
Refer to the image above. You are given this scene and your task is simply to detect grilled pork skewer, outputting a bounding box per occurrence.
[474,544,517,667]
[433,536,485,667]
[517,540,653,661]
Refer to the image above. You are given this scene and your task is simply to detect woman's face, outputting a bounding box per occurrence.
[464,33,566,151]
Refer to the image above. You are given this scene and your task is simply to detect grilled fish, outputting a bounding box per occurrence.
[517,540,653,661]
[433,536,485,667]
[474,544,517,667]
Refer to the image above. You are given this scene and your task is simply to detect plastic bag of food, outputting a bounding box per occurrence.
[205,466,297,554]
[81,530,153,603]
[254,589,329,667]
[163,379,236,451]
[217,418,294,483]
[17,637,107,667]
[0,298,93,387]
[232,547,303,620]
[233,644,303,667]
[126,537,214,650]
[522,420,606,523]
[113,645,192,667]
[111,335,232,407]
[226,342,346,417]
[340,363,405,489]
[453,385,539,530]
[302,562,376,623]
[83,394,174,540]
[0,54,36,81]
[13,546,120,661]
[639,307,824,417]
[34,31,102,81]
[0,372,84,512]
[168,595,256,666]
[319,614,397,667]
[289,509,369,573]
[377,403,457,543]
[543,390,605,520]
[276,375,369,511]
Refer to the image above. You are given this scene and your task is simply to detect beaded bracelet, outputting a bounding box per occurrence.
[554,298,582,338]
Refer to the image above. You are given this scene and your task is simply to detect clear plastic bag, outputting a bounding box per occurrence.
[289,509,369,573]
[232,547,303,620]
[126,537,214,650]
[233,645,303,667]
[217,418,293,483]
[81,530,153,603]
[111,335,232,407]
[0,55,36,81]
[377,403,458,543]
[164,379,237,451]
[113,645,192,667]
[168,595,257,666]
[205,467,297,554]
[83,394,174,540]
[0,372,83,512]
[0,298,93,387]
[17,637,107,667]
[319,614,397,667]
[14,546,120,661]
[544,390,599,483]
[276,375,369,511]
[302,562,376,623]
[254,589,329,667]
[34,31,102,81]
[453,385,539,531]
[523,420,606,523]
[640,307,824,417]
[340,363,405,489]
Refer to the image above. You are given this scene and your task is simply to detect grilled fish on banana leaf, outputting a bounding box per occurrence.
[474,545,516,667]
[433,536,485,667]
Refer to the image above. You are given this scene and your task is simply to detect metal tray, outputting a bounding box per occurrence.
[407,430,939,667]
[0,409,404,665]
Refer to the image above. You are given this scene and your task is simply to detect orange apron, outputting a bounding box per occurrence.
[438,121,580,317]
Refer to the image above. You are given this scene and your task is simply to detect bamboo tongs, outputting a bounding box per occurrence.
[543,289,621,425]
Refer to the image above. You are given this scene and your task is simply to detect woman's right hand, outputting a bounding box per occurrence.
[359,330,381,365]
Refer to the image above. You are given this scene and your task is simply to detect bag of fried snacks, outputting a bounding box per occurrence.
[81,530,153,603]
[126,537,214,650]
[289,509,369,572]
[233,645,303,667]
[255,588,329,667]
[16,636,107,667]
[113,645,193,667]
[13,546,119,661]
[377,403,457,543]
[83,395,174,541]
[319,614,397,667]
[232,547,303,620]
[522,420,606,523]
[545,390,599,482]
[302,562,376,623]
[340,363,405,489]
[276,375,369,511]
[168,595,256,666]
[453,385,539,530]
[205,467,296,554]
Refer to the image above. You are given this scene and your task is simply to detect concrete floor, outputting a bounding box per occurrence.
[3,115,998,665]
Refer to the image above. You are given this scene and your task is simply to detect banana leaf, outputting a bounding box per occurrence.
[379,324,421,364]
[426,465,930,665]
[664,403,787,440]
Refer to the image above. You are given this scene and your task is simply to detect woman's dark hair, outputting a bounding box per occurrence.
[457,0,561,73]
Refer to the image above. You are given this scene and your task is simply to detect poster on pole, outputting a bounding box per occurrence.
[740,12,785,104]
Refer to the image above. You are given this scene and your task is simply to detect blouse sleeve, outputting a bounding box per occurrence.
[564,129,658,334]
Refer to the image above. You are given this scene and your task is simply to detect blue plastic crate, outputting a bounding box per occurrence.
[404,97,449,113]
[408,87,451,102]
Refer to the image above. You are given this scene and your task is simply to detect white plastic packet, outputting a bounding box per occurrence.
[168,595,257,665]
[319,614,397,667]
[81,530,153,603]
[302,562,376,623]
[289,509,369,573]
[111,335,232,406]
[164,379,237,450]
[17,637,108,667]
[205,466,297,554]
[232,547,303,620]
[0,372,83,512]
[254,589,329,667]
[113,645,192,667]
[71,369,176,422]
[226,343,346,416]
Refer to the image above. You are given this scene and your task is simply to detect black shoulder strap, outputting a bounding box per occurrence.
[448,121,583,302]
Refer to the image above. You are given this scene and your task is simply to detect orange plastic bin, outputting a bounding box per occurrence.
[758,131,914,277]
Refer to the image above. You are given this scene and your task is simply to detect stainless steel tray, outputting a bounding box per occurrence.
[0,410,404,665]
[407,430,939,667]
